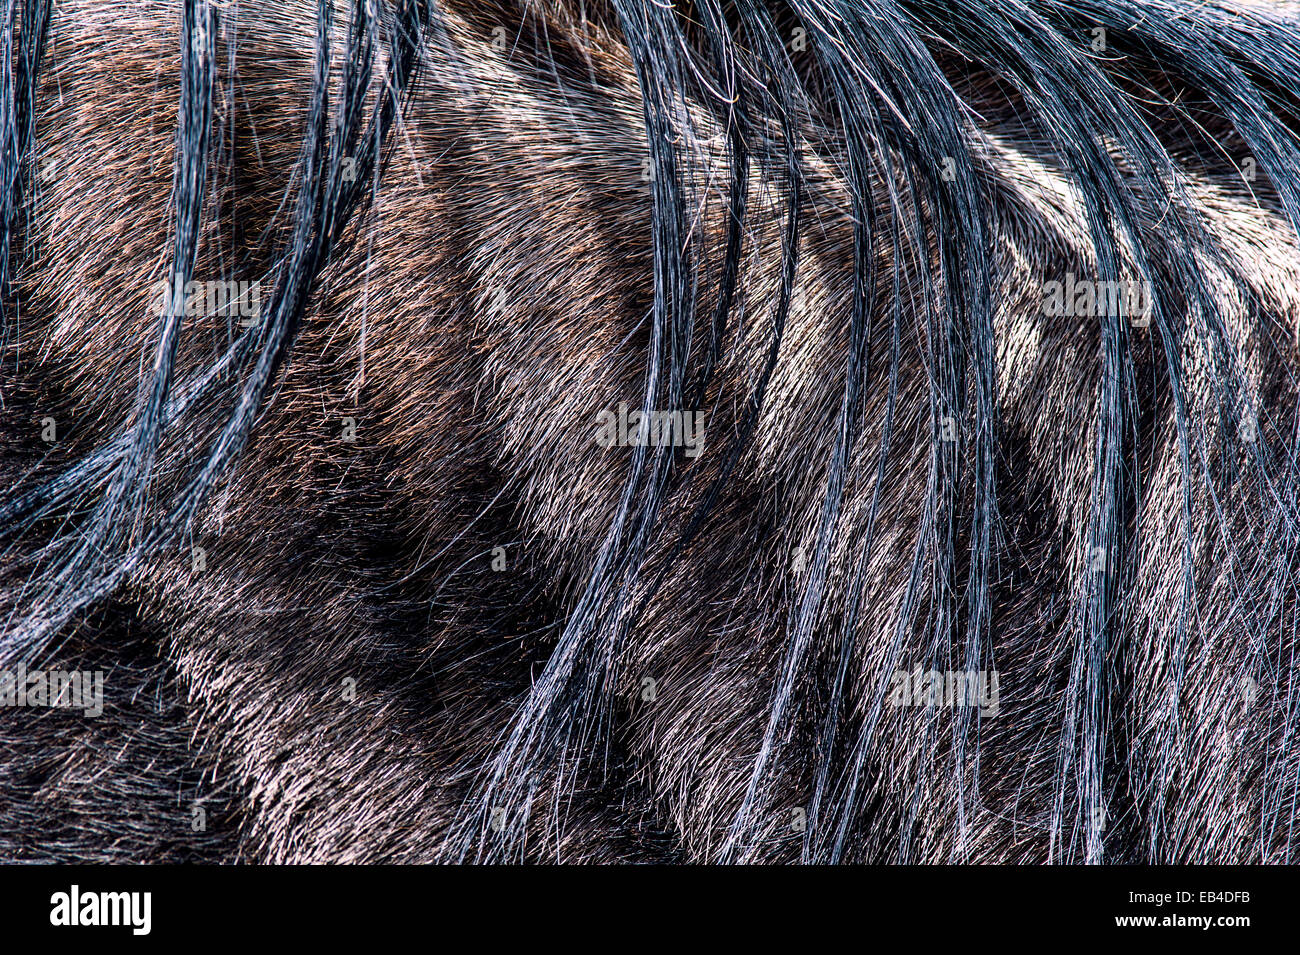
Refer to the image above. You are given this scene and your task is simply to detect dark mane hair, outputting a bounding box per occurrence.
[3,0,1300,863]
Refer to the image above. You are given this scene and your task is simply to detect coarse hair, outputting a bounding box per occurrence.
[2,0,1299,863]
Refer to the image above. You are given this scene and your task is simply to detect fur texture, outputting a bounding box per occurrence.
[2,0,1300,863]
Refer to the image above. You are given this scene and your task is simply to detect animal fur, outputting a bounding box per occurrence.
[1,0,1300,863]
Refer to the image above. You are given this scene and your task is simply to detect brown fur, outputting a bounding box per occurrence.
[2,0,1298,862]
